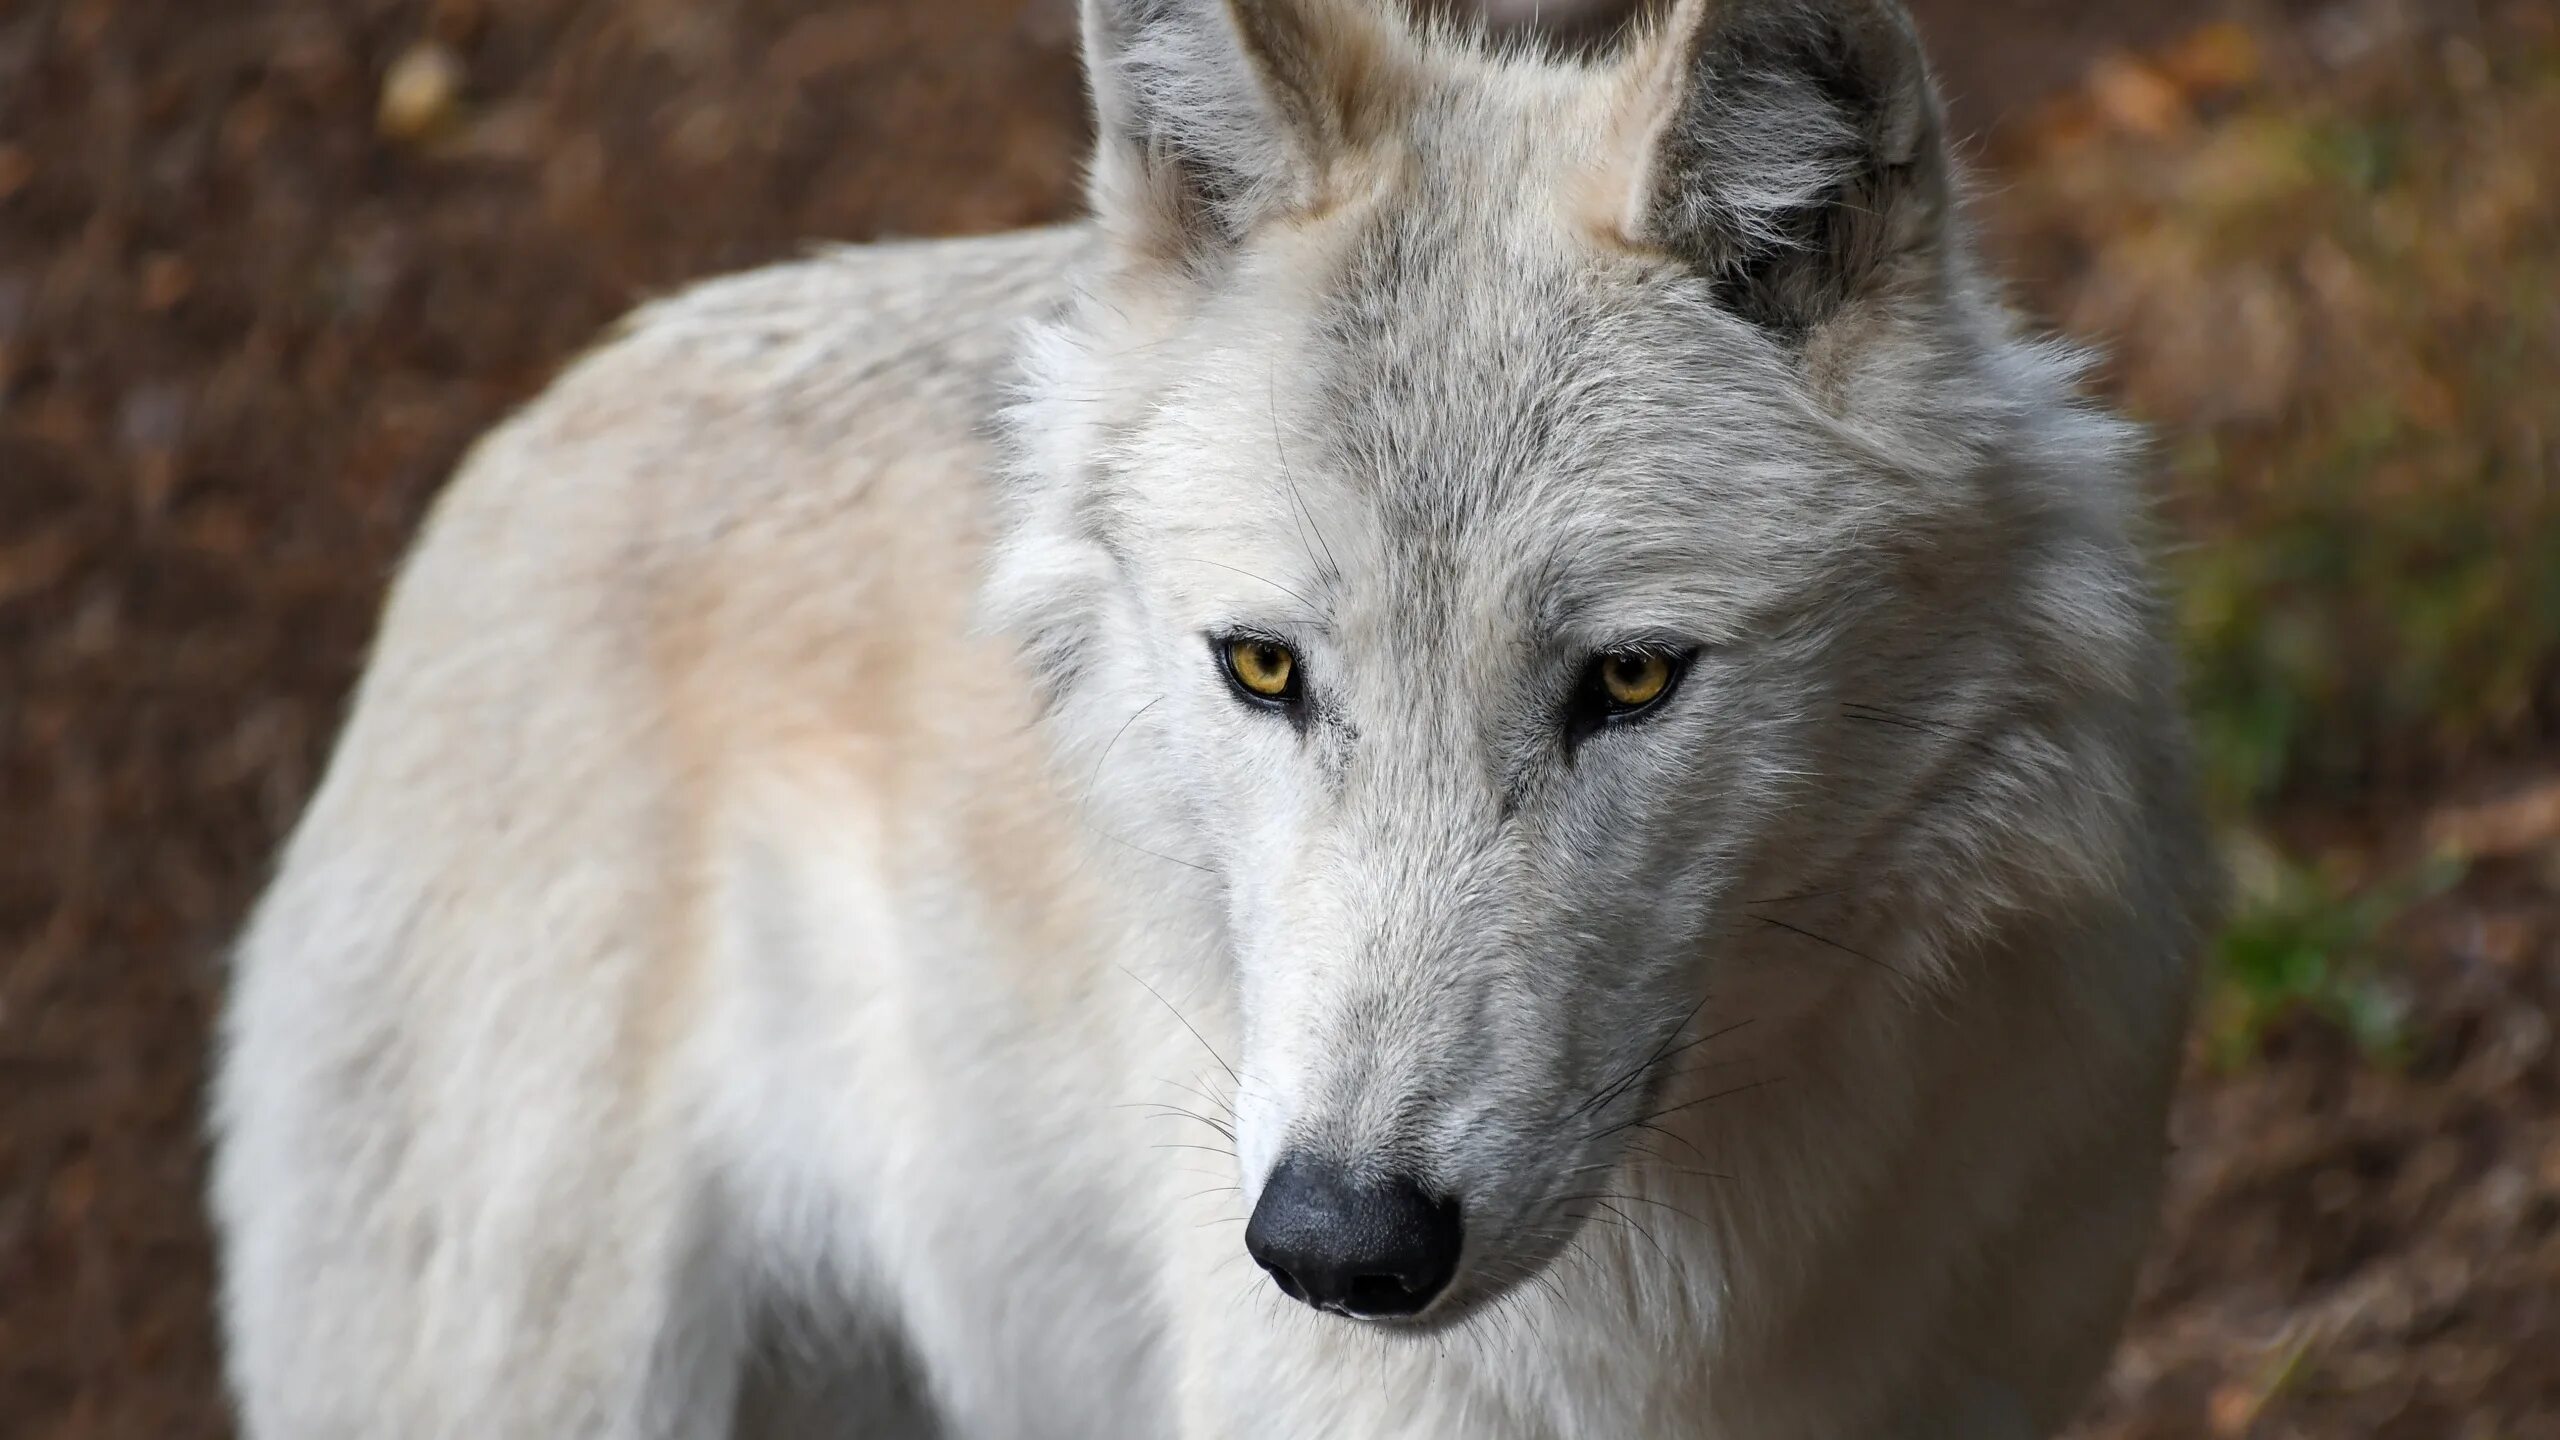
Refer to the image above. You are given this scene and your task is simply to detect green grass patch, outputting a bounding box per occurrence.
[2201,835,2464,1068]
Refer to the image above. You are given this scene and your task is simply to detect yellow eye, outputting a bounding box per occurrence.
[1598,650,1673,710]
[1224,637,1299,701]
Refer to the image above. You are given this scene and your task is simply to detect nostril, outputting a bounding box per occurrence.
[1244,1153,1464,1320]
[1344,1272,1422,1315]
[1257,1259,1309,1304]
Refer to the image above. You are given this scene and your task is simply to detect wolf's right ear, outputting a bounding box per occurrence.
[1081,0,1418,265]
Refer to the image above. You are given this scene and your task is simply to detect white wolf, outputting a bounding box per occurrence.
[209,0,2213,1435]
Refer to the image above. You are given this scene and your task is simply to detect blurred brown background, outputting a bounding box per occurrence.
[3,1,2554,1436]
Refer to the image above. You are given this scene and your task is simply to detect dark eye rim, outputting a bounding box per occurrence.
[1212,631,1306,710]
[1569,643,1698,741]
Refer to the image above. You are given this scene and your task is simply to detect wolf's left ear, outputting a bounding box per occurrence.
[1082,0,1417,266]
[1614,0,1950,337]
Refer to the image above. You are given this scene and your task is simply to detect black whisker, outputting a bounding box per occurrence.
[1118,965,1240,1086]
[1753,914,1912,985]
[1267,371,1341,585]
[1561,1191,1712,1229]
[1618,1120,1715,1167]
[1169,556,1325,615]
[1114,1102,1237,1142]
[1072,696,1216,873]
[1587,1199,1674,1265]
[1839,701,2005,762]
[1092,832,1214,873]
[1562,995,1724,1125]
[1743,884,1854,907]
[1165,1076,1239,1122]
[1591,1078,1780,1142]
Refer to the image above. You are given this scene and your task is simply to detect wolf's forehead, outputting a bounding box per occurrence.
[1311,222,1635,514]
[1215,210,1849,642]
[1296,208,1800,529]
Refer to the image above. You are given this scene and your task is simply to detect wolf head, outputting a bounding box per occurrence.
[992,0,2175,1325]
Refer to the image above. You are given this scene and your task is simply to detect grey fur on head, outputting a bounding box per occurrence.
[994,0,2205,1327]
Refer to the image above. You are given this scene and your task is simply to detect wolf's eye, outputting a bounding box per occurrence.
[1221,636,1301,705]
[1569,646,1690,741]
[1598,651,1673,709]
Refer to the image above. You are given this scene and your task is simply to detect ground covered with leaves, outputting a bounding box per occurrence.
[3,1,2554,1436]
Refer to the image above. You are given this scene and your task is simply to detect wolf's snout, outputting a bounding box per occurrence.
[1244,1154,1462,1319]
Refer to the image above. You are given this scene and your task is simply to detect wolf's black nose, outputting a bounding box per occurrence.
[1244,1154,1462,1318]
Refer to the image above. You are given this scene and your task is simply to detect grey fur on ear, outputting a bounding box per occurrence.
[1081,0,1416,265]
[1621,0,1950,336]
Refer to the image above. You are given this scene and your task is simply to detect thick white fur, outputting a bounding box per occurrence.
[210,2,2212,1436]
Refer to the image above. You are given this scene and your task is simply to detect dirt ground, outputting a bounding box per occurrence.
[3,1,2553,1437]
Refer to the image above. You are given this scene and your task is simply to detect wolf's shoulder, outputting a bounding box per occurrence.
[411,224,1091,570]
[548,222,1093,439]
